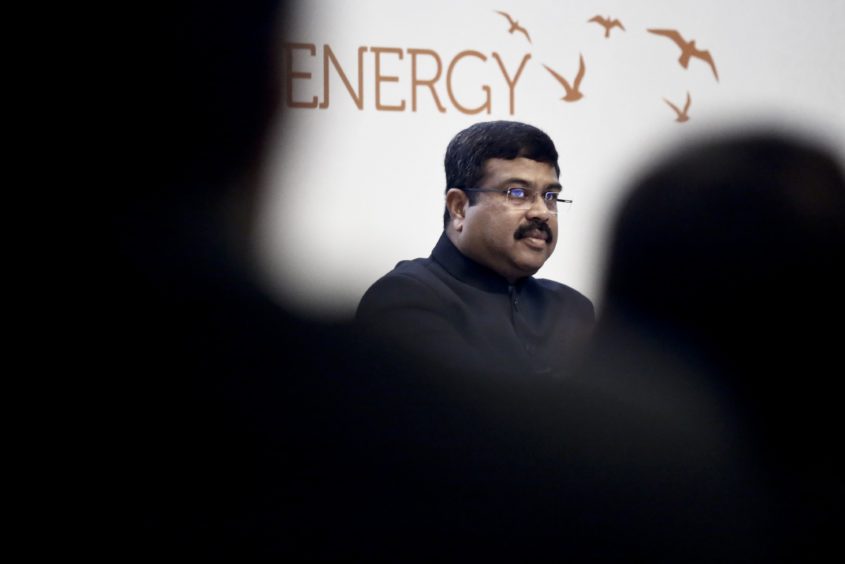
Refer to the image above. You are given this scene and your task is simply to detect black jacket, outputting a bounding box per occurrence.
[357,233,595,377]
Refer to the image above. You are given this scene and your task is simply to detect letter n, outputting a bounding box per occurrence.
[320,45,366,109]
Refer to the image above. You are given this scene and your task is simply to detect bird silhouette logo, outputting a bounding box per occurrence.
[647,28,719,82]
[588,15,625,38]
[664,91,691,122]
[543,54,586,102]
[495,10,532,44]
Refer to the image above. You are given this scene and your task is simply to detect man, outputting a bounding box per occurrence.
[357,120,595,377]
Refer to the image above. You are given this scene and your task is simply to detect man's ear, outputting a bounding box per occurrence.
[445,188,468,232]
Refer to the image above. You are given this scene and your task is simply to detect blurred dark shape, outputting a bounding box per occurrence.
[562,130,845,561]
[604,130,845,470]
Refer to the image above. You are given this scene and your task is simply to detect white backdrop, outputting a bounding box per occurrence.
[253,0,845,319]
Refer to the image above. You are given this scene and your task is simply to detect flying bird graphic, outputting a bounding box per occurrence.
[588,15,625,38]
[543,54,586,102]
[648,28,719,82]
[664,91,691,122]
[495,10,532,44]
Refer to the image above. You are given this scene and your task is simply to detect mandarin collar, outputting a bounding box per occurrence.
[430,232,527,294]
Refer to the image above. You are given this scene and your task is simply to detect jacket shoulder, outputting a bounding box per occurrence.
[356,257,443,316]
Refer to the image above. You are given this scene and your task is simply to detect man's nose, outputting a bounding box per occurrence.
[526,193,552,220]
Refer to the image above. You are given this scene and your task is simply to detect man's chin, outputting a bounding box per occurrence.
[511,259,545,279]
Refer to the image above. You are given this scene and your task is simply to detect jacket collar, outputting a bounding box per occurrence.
[430,232,528,294]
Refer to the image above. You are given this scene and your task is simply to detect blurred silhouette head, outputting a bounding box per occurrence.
[135,1,284,202]
[604,131,845,361]
[121,1,289,283]
[600,130,845,465]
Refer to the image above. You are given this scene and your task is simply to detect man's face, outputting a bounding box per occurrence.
[452,157,560,282]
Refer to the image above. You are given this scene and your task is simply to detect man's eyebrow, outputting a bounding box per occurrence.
[498,177,530,186]
[498,178,562,190]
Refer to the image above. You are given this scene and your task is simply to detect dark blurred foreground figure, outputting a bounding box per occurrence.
[109,0,843,560]
[558,130,845,561]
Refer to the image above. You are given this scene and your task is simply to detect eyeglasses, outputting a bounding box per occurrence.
[460,187,572,214]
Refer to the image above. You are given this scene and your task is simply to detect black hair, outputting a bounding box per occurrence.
[442,120,560,228]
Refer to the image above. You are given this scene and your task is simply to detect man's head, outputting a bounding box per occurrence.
[443,121,562,283]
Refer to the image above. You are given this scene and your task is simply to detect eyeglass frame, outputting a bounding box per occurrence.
[459,186,573,213]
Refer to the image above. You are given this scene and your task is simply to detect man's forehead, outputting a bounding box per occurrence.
[481,157,560,182]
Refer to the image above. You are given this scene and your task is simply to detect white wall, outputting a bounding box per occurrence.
[253,0,845,319]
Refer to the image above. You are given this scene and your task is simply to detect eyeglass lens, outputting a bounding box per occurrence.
[505,188,570,213]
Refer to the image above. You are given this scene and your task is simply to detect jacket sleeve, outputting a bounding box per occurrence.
[355,272,478,370]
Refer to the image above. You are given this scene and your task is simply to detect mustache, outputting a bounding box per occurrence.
[514,220,554,243]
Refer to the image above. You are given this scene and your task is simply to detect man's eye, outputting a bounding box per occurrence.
[544,192,560,201]
[508,188,527,199]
